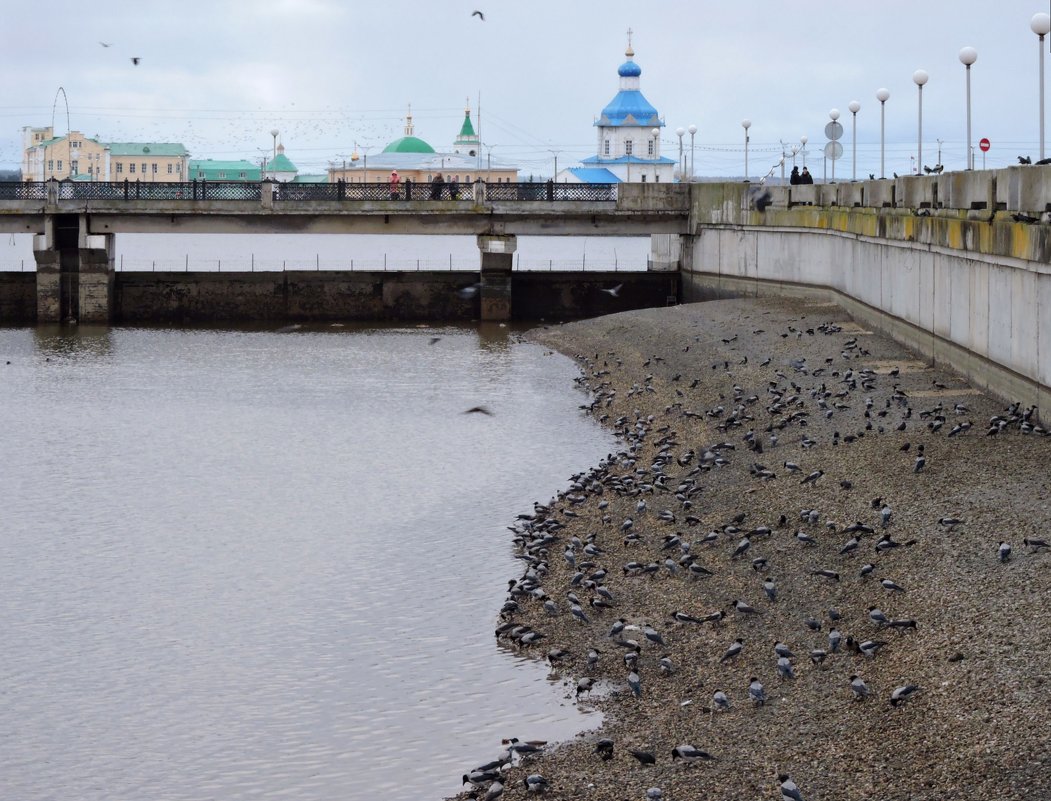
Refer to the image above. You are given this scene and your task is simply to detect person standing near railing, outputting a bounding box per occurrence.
[430,172,444,199]
[389,170,400,200]
[447,176,458,200]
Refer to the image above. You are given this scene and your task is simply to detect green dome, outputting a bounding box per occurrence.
[382,136,435,154]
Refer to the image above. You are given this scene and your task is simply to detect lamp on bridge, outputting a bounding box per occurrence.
[270,129,279,162]
[800,135,808,169]
[688,124,697,180]
[848,101,860,181]
[959,47,977,170]
[742,119,751,181]
[651,127,660,169]
[828,109,840,182]
[675,127,685,181]
[912,70,929,175]
[876,88,890,178]
[1031,13,1051,160]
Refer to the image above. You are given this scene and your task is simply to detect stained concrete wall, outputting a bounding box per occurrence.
[0,273,37,324]
[110,271,676,324]
[683,210,1051,415]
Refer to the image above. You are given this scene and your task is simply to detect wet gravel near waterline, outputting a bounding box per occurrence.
[450,297,1051,801]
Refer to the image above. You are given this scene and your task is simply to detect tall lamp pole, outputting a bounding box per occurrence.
[675,127,685,181]
[650,128,660,180]
[688,123,697,180]
[913,70,929,174]
[876,88,890,178]
[800,135,808,168]
[1032,13,1051,160]
[829,109,840,182]
[848,101,860,181]
[959,47,977,169]
[742,119,751,180]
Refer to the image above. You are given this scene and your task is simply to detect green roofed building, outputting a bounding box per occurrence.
[190,159,262,181]
[20,125,190,182]
[328,103,518,185]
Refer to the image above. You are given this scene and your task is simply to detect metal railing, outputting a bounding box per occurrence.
[0,181,619,203]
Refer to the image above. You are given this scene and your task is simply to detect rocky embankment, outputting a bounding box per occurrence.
[455,297,1050,801]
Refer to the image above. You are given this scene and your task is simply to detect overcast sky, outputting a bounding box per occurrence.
[3,0,1050,178]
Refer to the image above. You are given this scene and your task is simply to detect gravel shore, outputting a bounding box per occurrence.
[453,297,1050,801]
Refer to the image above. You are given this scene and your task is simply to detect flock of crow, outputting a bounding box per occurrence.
[457,311,1046,800]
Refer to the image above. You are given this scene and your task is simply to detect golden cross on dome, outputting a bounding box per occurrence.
[626,27,634,57]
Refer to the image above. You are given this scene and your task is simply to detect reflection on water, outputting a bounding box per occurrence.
[0,323,613,801]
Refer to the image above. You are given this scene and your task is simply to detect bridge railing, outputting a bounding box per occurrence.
[0,181,620,203]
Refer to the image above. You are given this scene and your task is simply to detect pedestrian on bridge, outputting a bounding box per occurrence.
[448,176,459,200]
[389,170,401,200]
[430,173,445,200]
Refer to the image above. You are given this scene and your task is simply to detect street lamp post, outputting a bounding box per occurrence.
[675,127,685,181]
[829,109,840,182]
[1032,13,1051,160]
[800,135,808,168]
[742,119,751,180]
[959,47,977,169]
[913,70,929,174]
[688,123,697,180]
[876,88,890,178]
[270,129,279,161]
[848,101,860,181]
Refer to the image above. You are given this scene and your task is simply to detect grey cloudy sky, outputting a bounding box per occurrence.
[2,0,1049,177]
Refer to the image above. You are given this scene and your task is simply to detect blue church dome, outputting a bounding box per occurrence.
[617,60,641,77]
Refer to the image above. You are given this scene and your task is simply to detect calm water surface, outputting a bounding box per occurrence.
[0,323,614,801]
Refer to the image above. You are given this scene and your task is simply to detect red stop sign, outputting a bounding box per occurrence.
[979,138,991,152]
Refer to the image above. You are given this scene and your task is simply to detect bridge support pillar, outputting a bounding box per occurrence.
[477,234,517,321]
[648,234,681,271]
[34,215,115,323]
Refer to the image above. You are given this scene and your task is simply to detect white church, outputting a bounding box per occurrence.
[557,35,677,184]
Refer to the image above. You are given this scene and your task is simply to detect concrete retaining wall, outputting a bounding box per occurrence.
[109,271,674,324]
[0,273,37,324]
[683,224,1050,415]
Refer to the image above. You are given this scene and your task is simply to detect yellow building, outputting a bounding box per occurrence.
[21,126,190,182]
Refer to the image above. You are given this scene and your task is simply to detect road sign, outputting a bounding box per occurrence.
[823,141,844,160]
[979,137,991,152]
[824,121,844,141]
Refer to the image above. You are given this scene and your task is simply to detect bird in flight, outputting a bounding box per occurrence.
[472,10,485,20]
[463,406,493,416]
[99,41,113,47]
[131,57,141,65]
[600,283,623,298]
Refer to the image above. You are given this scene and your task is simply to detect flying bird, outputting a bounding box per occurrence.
[472,10,485,20]
[463,406,493,415]
[99,41,113,47]
[130,57,141,65]
[600,283,623,297]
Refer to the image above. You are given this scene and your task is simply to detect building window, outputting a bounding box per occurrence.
[152,164,158,174]
[239,172,246,178]
[117,163,123,174]
[129,164,136,173]
[71,161,78,174]
[141,163,147,174]
[219,172,226,179]
[641,174,647,182]
[604,139,610,156]
[167,164,173,174]
[648,140,654,156]
[57,160,63,171]
[176,163,182,173]
[655,175,660,183]
[47,160,54,171]
[625,140,633,155]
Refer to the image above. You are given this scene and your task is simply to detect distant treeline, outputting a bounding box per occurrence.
[0,170,22,181]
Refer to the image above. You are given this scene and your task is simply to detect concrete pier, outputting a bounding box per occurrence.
[478,234,516,321]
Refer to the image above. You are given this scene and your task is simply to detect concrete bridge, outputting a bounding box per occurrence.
[1,169,1048,413]
[0,180,688,322]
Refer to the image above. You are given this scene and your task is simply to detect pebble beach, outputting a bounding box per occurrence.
[452,297,1051,801]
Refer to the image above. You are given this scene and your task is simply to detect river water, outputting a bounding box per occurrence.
[0,233,650,272]
[0,322,615,801]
